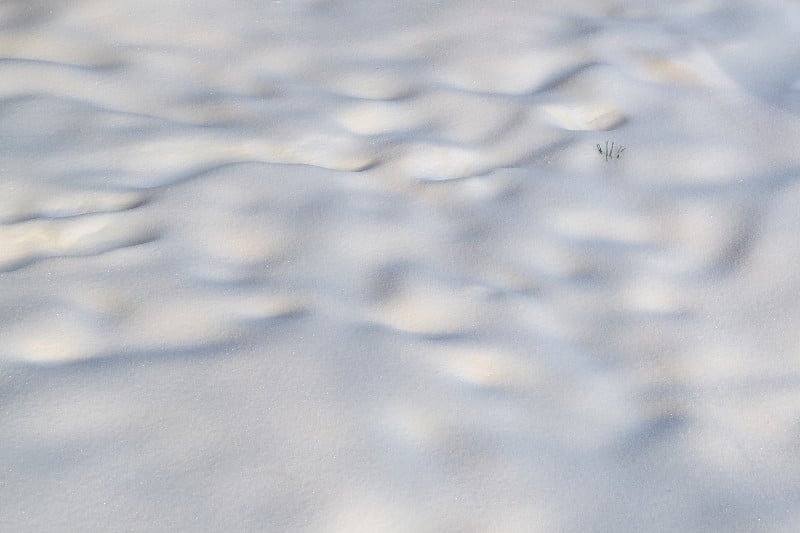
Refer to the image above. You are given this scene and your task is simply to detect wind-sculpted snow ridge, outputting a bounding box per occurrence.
[2,0,800,532]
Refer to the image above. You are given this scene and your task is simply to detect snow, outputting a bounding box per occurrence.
[2,0,800,531]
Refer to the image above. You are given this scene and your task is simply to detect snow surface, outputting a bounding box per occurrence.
[2,0,800,531]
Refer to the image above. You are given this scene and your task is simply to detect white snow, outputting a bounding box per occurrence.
[2,0,800,531]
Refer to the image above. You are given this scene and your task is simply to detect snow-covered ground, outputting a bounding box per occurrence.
[2,1,800,531]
